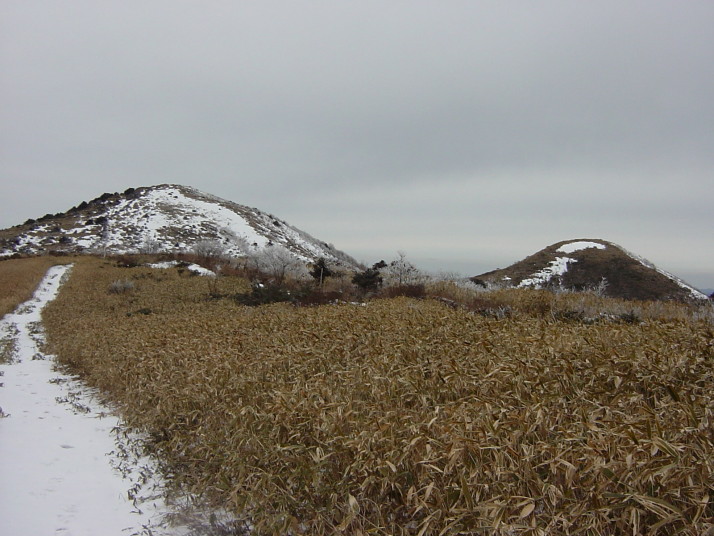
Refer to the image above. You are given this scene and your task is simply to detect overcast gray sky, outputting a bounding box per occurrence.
[1,1,712,288]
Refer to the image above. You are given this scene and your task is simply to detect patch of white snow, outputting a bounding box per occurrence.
[186,264,215,276]
[556,241,606,254]
[147,261,179,269]
[519,257,576,288]
[147,261,215,276]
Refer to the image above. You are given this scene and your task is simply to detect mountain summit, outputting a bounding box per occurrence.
[0,184,360,269]
[472,239,708,302]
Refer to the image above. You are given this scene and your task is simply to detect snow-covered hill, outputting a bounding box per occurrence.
[0,184,360,269]
[472,239,708,302]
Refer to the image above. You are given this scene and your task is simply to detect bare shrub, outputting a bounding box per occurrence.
[385,251,421,286]
[192,240,225,260]
[251,245,306,284]
[107,279,135,294]
[139,238,162,254]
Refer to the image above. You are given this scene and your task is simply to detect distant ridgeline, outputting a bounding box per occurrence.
[1,192,708,303]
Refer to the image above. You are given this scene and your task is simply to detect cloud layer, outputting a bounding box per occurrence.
[2,2,712,286]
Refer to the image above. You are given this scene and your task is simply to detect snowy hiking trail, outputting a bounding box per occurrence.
[0,265,235,536]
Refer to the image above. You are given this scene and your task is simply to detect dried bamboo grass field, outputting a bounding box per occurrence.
[37,257,714,535]
[0,255,72,319]
[0,256,74,363]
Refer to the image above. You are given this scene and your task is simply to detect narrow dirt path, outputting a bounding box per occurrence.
[0,265,234,535]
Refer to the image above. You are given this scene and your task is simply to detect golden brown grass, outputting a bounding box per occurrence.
[426,280,714,323]
[0,256,73,318]
[43,259,714,535]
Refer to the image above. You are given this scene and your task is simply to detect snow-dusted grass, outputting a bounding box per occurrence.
[517,241,605,289]
[40,258,714,535]
[426,279,713,323]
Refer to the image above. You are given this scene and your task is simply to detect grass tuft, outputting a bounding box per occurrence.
[107,279,136,294]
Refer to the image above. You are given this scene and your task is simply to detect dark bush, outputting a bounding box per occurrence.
[294,288,344,306]
[233,280,350,307]
[552,310,587,322]
[309,257,333,284]
[618,311,641,324]
[126,308,152,317]
[234,284,295,306]
[114,255,141,268]
[352,261,387,293]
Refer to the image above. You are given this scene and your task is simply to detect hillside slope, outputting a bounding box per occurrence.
[0,185,360,269]
[472,239,708,302]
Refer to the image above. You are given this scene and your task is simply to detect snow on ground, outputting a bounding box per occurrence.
[0,184,355,270]
[0,265,236,535]
[556,241,606,254]
[102,186,270,254]
[147,260,216,276]
[183,264,216,277]
[518,257,575,288]
[148,260,181,270]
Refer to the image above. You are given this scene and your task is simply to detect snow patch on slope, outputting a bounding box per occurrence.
[556,241,606,254]
[1,184,359,269]
[148,260,216,276]
[98,185,268,254]
[516,240,604,288]
[519,257,576,288]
